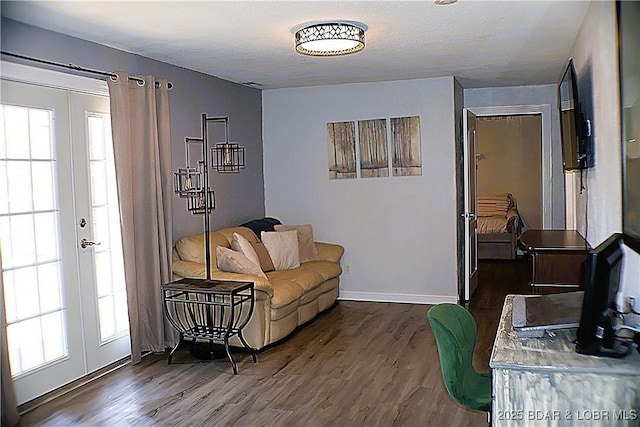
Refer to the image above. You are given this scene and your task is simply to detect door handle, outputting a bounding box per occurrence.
[80,238,101,249]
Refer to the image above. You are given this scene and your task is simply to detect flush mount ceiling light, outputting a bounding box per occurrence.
[294,21,367,56]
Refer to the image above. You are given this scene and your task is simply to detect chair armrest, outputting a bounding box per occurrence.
[171,258,274,297]
[316,242,344,263]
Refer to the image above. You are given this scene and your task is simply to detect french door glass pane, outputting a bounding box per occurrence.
[41,311,66,361]
[38,262,62,312]
[90,162,108,206]
[32,162,56,210]
[34,212,59,262]
[92,206,111,247]
[5,161,33,213]
[87,114,128,343]
[7,317,43,373]
[29,109,53,159]
[4,106,30,159]
[13,267,39,319]
[0,162,7,213]
[0,104,67,377]
[0,107,5,158]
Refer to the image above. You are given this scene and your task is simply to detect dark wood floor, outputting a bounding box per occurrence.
[18,259,532,427]
[469,258,532,371]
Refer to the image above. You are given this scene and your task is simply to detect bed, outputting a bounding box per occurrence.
[476,193,522,260]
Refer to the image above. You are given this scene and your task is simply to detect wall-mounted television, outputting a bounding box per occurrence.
[559,59,592,171]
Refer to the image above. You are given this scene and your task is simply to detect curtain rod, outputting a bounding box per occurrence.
[1,51,173,89]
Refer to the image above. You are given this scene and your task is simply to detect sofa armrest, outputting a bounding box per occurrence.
[171,258,274,297]
[172,258,207,278]
[316,242,344,263]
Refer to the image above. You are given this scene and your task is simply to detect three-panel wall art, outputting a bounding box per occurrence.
[327,116,422,179]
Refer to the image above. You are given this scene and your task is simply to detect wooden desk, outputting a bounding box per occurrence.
[490,295,640,427]
[518,229,590,294]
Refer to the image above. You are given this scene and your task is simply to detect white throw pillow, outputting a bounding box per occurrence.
[261,230,300,270]
[274,224,319,263]
[216,246,266,278]
[231,232,262,269]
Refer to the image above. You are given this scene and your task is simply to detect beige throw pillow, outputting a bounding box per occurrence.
[231,232,262,268]
[274,224,320,263]
[261,230,300,271]
[216,246,266,278]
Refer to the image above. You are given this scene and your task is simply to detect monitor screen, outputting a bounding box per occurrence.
[576,233,628,357]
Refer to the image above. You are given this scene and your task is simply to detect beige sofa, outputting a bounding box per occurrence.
[171,226,344,350]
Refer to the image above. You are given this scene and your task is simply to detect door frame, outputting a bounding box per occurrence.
[466,104,553,229]
[1,61,108,96]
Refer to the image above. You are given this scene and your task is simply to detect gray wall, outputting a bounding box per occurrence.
[263,77,459,303]
[464,84,565,229]
[1,18,265,242]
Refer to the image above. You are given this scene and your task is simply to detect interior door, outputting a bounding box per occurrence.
[1,78,129,404]
[463,109,479,302]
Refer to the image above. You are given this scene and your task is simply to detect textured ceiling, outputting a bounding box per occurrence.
[1,1,591,90]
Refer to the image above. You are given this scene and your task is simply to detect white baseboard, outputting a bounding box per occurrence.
[338,290,458,305]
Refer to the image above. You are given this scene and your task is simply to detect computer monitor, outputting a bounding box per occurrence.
[576,233,631,357]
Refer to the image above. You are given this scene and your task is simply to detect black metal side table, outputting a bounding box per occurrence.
[161,278,257,374]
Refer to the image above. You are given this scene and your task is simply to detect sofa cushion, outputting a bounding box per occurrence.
[250,242,276,272]
[267,261,342,293]
[269,281,305,309]
[231,232,261,268]
[175,232,230,264]
[216,246,266,279]
[275,224,320,263]
[262,230,300,270]
[298,276,340,306]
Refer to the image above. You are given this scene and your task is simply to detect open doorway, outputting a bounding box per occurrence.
[468,112,546,303]
[476,114,543,231]
[461,104,554,302]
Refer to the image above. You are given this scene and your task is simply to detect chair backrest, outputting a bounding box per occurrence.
[427,303,481,407]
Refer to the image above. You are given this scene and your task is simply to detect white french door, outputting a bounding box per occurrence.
[1,74,130,404]
[463,109,479,303]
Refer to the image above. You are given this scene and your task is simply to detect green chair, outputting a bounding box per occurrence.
[427,303,492,412]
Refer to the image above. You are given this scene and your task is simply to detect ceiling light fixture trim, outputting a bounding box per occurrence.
[294,20,367,56]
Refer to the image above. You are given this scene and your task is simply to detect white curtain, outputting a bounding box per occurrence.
[107,72,174,363]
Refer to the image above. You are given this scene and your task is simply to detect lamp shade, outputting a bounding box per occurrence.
[295,21,366,56]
